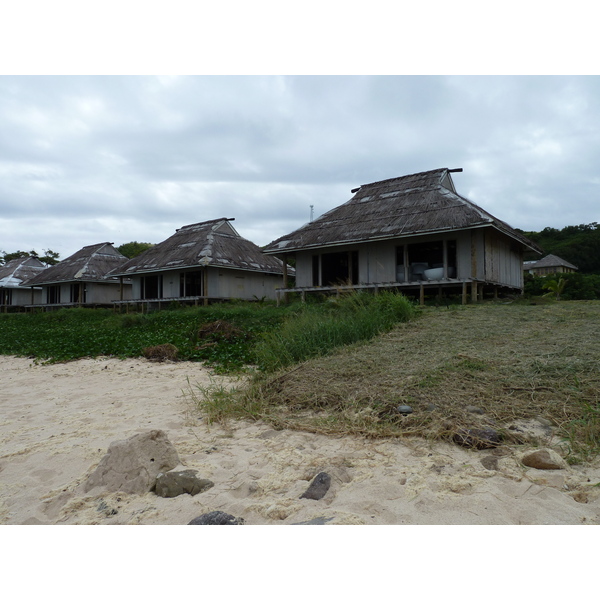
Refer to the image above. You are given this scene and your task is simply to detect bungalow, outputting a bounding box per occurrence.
[0,257,47,310]
[262,168,542,304]
[108,218,289,306]
[523,254,578,276]
[22,242,132,308]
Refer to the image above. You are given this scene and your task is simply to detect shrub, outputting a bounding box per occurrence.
[142,343,179,362]
[254,291,416,372]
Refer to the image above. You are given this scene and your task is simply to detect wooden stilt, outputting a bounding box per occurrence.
[471,281,478,303]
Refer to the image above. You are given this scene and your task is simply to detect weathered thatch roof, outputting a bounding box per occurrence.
[524,254,578,271]
[0,257,47,288]
[263,168,541,254]
[23,243,128,286]
[110,218,287,277]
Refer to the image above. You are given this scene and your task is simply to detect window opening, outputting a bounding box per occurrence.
[142,275,162,299]
[47,285,61,303]
[320,251,358,286]
[180,270,203,297]
[400,240,457,281]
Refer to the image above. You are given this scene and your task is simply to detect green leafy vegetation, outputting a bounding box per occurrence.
[524,272,600,300]
[0,248,60,265]
[254,291,417,372]
[0,292,417,374]
[0,305,284,372]
[522,222,600,274]
[116,241,154,258]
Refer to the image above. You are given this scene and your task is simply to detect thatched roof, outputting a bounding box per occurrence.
[0,257,47,288]
[23,243,128,286]
[524,254,578,271]
[263,168,541,255]
[110,218,287,277]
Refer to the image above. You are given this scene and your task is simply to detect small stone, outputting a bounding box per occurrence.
[453,428,501,450]
[154,470,214,498]
[465,405,485,415]
[426,403,438,412]
[535,416,553,427]
[300,472,331,500]
[397,405,413,415]
[188,511,244,525]
[480,456,499,471]
[521,449,567,470]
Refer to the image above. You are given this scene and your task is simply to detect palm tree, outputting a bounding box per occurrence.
[542,276,567,300]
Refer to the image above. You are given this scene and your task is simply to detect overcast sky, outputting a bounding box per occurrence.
[1,74,599,260]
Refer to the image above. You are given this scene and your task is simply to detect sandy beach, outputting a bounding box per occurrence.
[1,355,600,526]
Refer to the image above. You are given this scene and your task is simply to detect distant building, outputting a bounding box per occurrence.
[108,218,289,306]
[0,257,47,309]
[22,243,132,308]
[523,254,578,276]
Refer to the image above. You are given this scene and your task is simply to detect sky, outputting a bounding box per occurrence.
[1,6,599,262]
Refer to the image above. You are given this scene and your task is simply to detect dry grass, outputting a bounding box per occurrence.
[193,300,600,461]
[142,343,179,362]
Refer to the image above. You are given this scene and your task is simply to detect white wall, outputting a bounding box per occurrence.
[292,228,524,289]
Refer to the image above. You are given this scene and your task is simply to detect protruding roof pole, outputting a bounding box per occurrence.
[448,168,463,173]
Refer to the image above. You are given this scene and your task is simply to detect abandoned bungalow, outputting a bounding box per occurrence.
[108,218,289,307]
[523,254,578,276]
[22,242,132,308]
[0,257,47,310]
[262,168,542,304]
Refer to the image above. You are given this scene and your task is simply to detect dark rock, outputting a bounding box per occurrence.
[396,405,413,415]
[465,405,485,415]
[521,449,567,470]
[480,456,499,471]
[426,403,438,412]
[300,472,331,500]
[452,428,501,450]
[292,516,335,525]
[154,470,214,498]
[188,511,244,525]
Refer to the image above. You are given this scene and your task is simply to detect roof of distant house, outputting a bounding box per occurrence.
[0,257,47,288]
[109,218,288,277]
[22,243,128,286]
[523,254,578,271]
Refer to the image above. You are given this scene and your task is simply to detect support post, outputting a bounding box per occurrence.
[419,283,425,306]
[203,267,209,306]
[282,254,289,305]
[471,281,478,303]
[462,282,468,305]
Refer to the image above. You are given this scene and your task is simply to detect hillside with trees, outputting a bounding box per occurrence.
[521,223,600,274]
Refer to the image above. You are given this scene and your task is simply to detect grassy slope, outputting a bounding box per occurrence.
[197,300,600,461]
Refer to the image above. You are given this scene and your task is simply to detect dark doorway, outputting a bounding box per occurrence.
[180,270,203,297]
[320,251,358,286]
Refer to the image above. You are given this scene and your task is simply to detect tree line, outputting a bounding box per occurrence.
[521,222,600,274]
[0,242,153,266]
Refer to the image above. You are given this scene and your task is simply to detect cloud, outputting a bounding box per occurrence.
[1,75,599,260]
